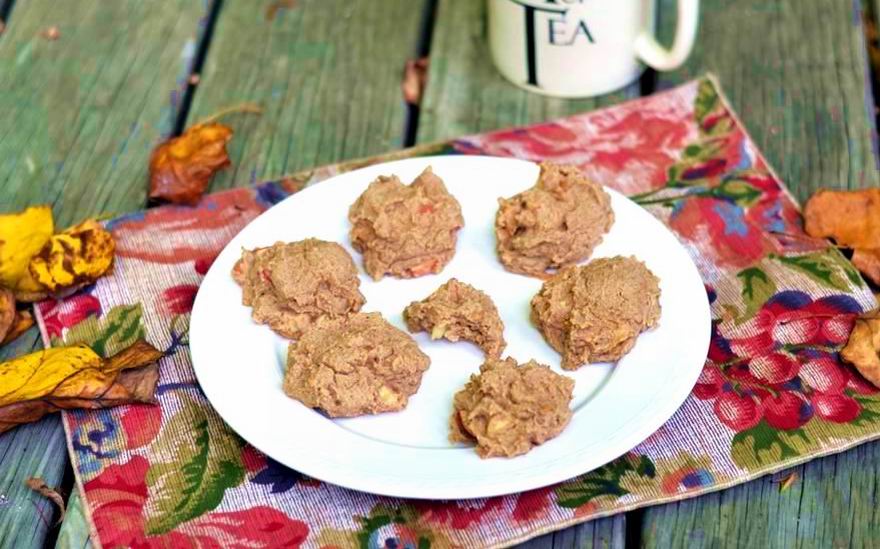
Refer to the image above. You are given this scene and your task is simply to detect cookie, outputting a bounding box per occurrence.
[283,312,430,417]
[450,357,574,458]
[403,278,506,358]
[348,166,464,280]
[495,162,613,277]
[531,256,661,369]
[233,239,364,339]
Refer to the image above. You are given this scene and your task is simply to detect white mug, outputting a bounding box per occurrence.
[488,0,700,98]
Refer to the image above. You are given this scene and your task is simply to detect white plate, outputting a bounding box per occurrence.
[190,155,711,500]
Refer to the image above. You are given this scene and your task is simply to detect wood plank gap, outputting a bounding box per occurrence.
[0,0,15,27]
[863,0,880,161]
[172,0,224,136]
[403,0,439,147]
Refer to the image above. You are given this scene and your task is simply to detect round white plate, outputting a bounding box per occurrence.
[190,155,711,500]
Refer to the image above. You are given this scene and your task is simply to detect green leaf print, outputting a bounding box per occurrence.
[694,79,720,125]
[737,267,776,320]
[144,392,245,535]
[712,177,762,207]
[57,304,145,357]
[731,421,808,469]
[772,251,855,292]
[555,454,656,508]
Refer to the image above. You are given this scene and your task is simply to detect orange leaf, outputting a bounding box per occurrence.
[402,57,429,105]
[148,122,233,205]
[841,309,880,390]
[804,189,880,284]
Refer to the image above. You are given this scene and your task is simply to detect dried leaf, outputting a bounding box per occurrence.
[0,288,15,342]
[804,189,880,284]
[0,205,54,295]
[266,0,297,20]
[840,309,880,389]
[402,57,429,105]
[775,472,798,492]
[40,26,60,41]
[25,477,65,523]
[28,220,115,294]
[0,339,163,433]
[3,309,34,345]
[148,123,233,205]
[852,248,880,286]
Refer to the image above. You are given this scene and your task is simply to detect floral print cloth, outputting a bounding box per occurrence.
[36,77,880,549]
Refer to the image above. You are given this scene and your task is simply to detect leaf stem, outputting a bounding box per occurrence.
[198,102,264,125]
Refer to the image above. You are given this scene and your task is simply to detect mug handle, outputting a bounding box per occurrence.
[634,0,700,71]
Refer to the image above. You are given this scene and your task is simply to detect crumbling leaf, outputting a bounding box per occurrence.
[3,310,34,345]
[852,248,880,286]
[149,122,233,205]
[402,57,429,105]
[28,219,115,294]
[0,339,163,433]
[25,477,65,524]
[0,288,15,342]
[804,188,880,284]
[840,309,880,389]
[0,205,54,295]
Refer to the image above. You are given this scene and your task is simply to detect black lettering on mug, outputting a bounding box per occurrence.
[506,0,593,87]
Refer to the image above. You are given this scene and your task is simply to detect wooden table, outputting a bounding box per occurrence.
[1,1,879,547]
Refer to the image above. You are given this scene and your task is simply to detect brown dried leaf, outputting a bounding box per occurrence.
[3,310,34,345]
[804,189,880,284]
[840,309,880,389]
[777,472,798,492]
[266,0,297,20]
[28,220,115,295]
[40,26,60,41]
[0,289,15,342]
[0,339,163,433]
[402,57,429,105]
[25,477,65,524]
[148,122,233,205]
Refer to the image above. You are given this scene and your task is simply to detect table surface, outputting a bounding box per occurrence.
[1,1,879,547]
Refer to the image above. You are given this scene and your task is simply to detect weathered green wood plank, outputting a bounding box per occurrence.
[654,0,879,200]
[0,330,68,549]
[0,2,213,548]
[417,1,639,547]
[187,0,429,191]
[643,445,880,548]
[642,0,880,547]
[417,0,640,143]
[516,515,626,549]
[0,0,213,225]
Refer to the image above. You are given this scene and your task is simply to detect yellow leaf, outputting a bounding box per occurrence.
[0,206,54,293]
[0,344,102,407]
[0,339,163,433]
[29,220,115,293]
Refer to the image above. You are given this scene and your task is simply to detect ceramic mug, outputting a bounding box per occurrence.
[488,0,700,98]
